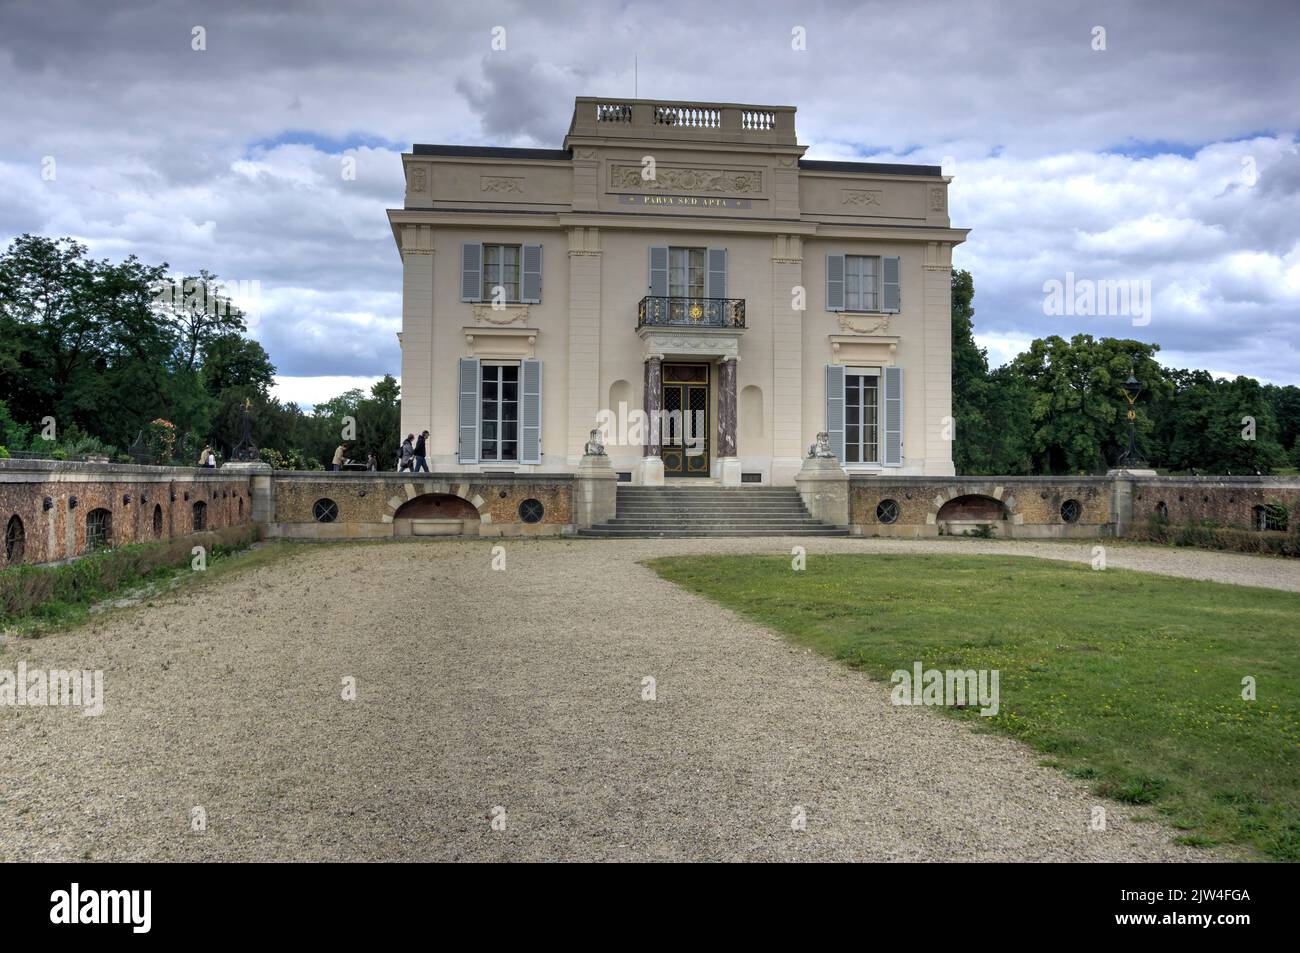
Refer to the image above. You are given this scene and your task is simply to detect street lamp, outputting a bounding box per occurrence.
[1116,370,1145,468]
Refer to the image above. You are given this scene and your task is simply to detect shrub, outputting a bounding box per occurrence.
[1132,521,1299,557]
[0,524,259,624]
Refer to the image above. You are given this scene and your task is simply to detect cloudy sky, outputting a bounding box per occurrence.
[2,0,1298,405]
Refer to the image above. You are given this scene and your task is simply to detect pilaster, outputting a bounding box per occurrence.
[566,226,603,464]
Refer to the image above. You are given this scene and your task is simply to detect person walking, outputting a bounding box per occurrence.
[414,430,430,473]
[398,434,414,472]
[332,441,348,472]
[366,452,377,472]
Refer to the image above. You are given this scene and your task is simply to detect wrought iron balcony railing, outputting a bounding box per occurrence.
[637,296,746,330]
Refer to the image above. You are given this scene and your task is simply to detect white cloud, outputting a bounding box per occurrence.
[1,0,1297,386]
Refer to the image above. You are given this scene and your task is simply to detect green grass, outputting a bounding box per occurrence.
[646,553,1300,861]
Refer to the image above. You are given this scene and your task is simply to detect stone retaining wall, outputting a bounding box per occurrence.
[0,459,253,567]
[850,475,1114,538]
[266,471,576,539]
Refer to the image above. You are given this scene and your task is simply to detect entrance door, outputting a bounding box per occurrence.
[661,363,710,476]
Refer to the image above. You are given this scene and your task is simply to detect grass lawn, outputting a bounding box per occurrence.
[646,553,1300,861]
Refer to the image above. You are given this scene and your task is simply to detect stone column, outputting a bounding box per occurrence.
[640,355,664,486]
[717,357,740,485]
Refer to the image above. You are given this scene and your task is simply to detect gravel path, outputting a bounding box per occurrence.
[3,535,1281,862]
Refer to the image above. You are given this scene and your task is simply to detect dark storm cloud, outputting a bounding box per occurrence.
[1,0,1298,399]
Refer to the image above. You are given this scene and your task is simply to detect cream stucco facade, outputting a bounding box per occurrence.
[389,97,967,485]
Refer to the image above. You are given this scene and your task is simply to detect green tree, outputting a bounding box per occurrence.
[1010,335,1168,474]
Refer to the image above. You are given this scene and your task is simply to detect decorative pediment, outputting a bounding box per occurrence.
[463,327,537,359]
[830,334,899,366]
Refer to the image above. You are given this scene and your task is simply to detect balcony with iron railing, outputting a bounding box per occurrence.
[569,98,797,146]
[637,296,746,330]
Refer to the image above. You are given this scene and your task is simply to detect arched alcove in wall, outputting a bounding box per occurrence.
[740,385,763,439]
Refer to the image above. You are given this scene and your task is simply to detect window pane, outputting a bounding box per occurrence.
[502,401,518,422]
[503,365,518,382]
[502,421,517,442]
[501,442,517,461]
[502,381,517,402]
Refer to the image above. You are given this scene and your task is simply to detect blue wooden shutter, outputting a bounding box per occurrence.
[521,243,542,303]
[883,365,903,466]
[520,358,542,464]
[460,243,482,302]
[826,254,845,311]
[882,255,901,313]
[825,364,845,462]
[648,246,669,297]
[457,357,480,463]
[706,247,727,299]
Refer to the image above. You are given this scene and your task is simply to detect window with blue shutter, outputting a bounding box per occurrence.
[882,256,901,313]
[883,365,903,466]
[648,246,669,297]
[520,358,542,464]
[460,243,482,302]
[521,243,542,303]
[826,254,845,311]
[457,357,481,463]
[825,364,845,462]
[706,247,727,299]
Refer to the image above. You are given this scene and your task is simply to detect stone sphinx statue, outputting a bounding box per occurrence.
[584,428,607,456]
[808,431,835,459]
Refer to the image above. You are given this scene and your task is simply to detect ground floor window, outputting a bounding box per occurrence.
[844,371,880,464]
[481,362,519,462]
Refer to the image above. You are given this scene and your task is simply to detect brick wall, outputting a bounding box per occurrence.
[0,460,253,567]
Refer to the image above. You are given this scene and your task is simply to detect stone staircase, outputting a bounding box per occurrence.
[577,485,849,538]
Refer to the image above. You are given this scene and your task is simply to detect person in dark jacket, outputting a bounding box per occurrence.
[413,430,430,472]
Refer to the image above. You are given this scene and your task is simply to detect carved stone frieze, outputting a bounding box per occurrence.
[610,163,762,194]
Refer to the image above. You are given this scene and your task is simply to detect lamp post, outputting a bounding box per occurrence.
[1116,370,1145,468]
[231,397,259,462]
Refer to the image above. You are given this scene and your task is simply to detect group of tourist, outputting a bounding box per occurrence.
[396,431,430,472]
[324,430,429,473]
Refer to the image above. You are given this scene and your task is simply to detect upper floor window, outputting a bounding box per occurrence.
[826,253,901,313]
[460,242,542,304]
[669,246,706,298]
[483,244,521,302]
[845,255,879,312]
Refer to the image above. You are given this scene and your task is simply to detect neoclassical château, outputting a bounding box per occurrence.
[388,97,967,485]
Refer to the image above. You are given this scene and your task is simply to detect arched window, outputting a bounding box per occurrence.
[152,504,163,537]
[86,508,113,553]
[192,500,207,531]
[5,514,25,563]
[1154,501,1168,521]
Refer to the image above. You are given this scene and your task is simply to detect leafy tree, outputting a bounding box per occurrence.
[1009,335,1168,474]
